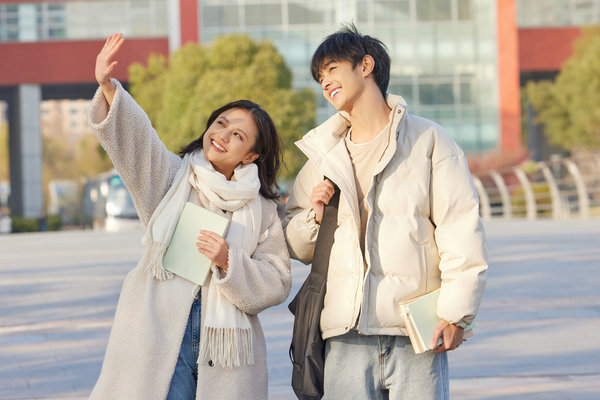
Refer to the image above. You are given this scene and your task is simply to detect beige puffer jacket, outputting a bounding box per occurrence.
[283,94,488,340]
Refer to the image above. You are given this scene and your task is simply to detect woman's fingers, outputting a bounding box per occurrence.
[107,34,125,58]
[95,34,124,85]
[196,230,229,269]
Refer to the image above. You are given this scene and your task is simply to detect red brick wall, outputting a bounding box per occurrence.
[518,27,581,71]
[0,38,168,85]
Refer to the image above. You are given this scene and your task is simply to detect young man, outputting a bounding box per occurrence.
[283,25,488,399]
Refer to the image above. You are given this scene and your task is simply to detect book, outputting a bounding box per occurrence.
[162,202,230,286]
[399,288,474,354]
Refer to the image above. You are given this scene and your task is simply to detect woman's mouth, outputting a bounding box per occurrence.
[211,139,226,152]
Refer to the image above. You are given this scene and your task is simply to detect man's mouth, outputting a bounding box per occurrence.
[330,88,341,99]
[211,139,226,152]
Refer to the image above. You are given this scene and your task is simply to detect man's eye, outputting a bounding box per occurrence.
[330,66,336,72]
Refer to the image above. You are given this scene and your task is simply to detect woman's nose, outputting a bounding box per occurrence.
[218,130,231,142]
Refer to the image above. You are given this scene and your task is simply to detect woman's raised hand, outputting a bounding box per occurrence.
[96,33,124,85]
[95,34,124,106]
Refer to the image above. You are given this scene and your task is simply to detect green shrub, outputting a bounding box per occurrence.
[11,217,39,233]
[47,215,62,231]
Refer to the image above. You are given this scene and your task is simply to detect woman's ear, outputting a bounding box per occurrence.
[361,55,375,77]
[241,152,259,165]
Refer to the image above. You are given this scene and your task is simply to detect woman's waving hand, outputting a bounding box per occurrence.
[95,33,125,107]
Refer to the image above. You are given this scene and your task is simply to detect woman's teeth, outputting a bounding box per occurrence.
[212,140,226,152]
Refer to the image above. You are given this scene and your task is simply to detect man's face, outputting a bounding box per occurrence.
[318,58,366,112]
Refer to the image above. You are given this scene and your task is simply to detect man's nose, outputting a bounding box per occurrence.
[321,77,331,91]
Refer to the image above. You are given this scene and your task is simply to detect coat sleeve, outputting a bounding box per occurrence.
[87,79,182,226]
[429,130,488,327]
[281,160,322,264]
[211,202,292,316]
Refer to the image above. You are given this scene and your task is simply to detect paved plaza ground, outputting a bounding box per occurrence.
[0,219,599,399]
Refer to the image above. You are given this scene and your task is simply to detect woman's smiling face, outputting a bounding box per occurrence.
[202,108,259,180]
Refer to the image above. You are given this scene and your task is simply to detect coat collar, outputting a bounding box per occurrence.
[296,93,408,164]
[295,93,408,225]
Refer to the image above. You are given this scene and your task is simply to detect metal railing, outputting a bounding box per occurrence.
[473,154,600,220]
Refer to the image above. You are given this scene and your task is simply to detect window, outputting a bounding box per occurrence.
[245,4,282,26]
[373,1,410,22]
[203,5,239,27]
[289,2,324,24]
[458,0,472,20]
[419,82,454,105]
[417,0,451,21]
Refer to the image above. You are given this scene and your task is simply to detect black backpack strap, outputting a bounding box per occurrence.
[310,179,340,276]
[288,178,340,399]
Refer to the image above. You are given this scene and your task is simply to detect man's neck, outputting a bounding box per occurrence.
[347,86,392,144]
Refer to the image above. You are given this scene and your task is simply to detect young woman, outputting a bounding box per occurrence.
[88,34,291,400]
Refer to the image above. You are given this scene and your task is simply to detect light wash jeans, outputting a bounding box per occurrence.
[323,330,449,400]
[166,295,201,400]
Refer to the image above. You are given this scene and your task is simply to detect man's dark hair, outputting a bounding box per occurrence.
[311,23,391,98]
[179,100,282,200]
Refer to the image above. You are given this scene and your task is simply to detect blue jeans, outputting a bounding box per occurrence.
[166,295,201,400]
[323,330,449,400]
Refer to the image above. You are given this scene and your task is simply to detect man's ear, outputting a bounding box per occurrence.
[242,152,259,165]
[361,55,375,77]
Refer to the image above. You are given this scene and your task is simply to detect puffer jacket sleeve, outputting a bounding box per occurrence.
[211,200,292,316]
[429,129,488,327]
[281,160,322,264]
[87,79,182,226]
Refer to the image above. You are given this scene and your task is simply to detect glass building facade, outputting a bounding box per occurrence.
[0,1,168,42]
[517,0,600,27]
[0,0,501,153]
[201,0,500,152]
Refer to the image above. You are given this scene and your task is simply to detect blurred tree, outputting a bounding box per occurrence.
[129,34,316,180]
[41,134,113,208]
[0,123,8,181]
[526,27,600,149]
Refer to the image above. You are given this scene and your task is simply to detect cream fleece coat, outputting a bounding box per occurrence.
[283,94,487,340]
[87,80,292,400]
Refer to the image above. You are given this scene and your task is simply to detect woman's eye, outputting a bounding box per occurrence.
[234,132,242,139]
[217,120,225,126]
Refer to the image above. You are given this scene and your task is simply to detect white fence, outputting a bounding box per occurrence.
[473,154,600,220]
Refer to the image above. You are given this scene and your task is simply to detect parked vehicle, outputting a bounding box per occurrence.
[82,170,140,231]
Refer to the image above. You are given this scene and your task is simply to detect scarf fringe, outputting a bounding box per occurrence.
[199,326,254,369]
[144,241,174,281]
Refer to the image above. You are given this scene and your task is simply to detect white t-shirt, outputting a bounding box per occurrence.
[344,115,392,256]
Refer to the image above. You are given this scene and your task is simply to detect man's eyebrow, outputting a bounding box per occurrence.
[319,60,337,74]
[318,60,337,81]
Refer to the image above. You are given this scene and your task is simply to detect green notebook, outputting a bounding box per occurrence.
[399,288,474,354]
[162,202,230,286]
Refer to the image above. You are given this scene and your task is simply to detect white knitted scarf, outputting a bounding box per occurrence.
[143,150,261,369]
